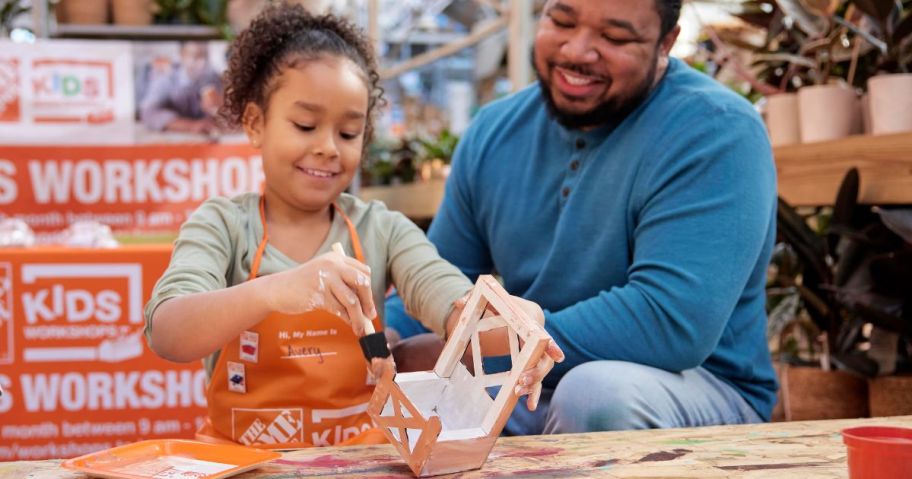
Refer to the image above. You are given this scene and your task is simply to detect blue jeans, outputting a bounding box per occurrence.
[503,360,763,435]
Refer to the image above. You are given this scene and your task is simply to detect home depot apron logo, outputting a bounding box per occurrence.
[233,408,304,445]
[197,198,387,448]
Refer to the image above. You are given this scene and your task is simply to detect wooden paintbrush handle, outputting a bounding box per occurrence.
[331,242,375,334]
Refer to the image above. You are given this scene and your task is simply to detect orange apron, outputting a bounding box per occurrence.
[196,197,387,448]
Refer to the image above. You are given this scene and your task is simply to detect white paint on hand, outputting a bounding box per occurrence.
[318,269,328,292]
[307,293,325,310]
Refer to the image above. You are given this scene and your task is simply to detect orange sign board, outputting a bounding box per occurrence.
[0,144,262,241]
[0,246,206,461]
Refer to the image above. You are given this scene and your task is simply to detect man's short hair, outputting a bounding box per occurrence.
[655,0,683,38]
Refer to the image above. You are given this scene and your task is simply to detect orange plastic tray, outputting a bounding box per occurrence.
[62,439,281,479]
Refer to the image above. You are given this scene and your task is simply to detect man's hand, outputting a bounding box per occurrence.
[446,292,565,411]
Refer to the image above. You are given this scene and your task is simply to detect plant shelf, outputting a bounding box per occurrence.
[775,132,912,206]
[52,24,222,41]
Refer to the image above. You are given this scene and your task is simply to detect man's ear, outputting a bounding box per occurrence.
[659,24,681,58]
[243,102,265,149]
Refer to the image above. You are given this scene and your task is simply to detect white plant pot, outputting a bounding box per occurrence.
[861,94,872,135]
[798,84,862,143]
[868,73,912,135]
[765,93,800,147]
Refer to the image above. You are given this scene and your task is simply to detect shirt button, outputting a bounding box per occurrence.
[570,160,580,171]
[576,138,586,149]
[562,187,571,198]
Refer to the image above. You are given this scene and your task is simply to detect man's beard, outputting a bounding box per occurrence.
[533,49,659,130]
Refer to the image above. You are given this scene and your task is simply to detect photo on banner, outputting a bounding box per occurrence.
[132,41,241,144]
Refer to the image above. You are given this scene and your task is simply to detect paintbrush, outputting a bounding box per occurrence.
[331,242,390,361]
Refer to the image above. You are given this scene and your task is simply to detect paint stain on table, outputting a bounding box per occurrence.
[635,448,692,462]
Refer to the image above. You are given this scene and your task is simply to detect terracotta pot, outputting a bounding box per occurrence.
[868,73,912,135]
[798,84,862,143]
[765,93,801,147]
[228,0,267,33]
[59,0,109,25]
[776,364,869,421]
[111,0,153,26]
[868,375,912,417]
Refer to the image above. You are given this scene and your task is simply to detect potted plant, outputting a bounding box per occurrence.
[154,0,230,37]
[777,0,868,142]
[112,0,154,26]
[851,0,912,134]
[732,1,810,145]
[415,129,459,180]
[770,169,912,419]
[1,0,29,37]
[58,0,109,25]
[702,0,866,143]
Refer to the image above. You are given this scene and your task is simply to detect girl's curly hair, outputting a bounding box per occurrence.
[220,2,384,146]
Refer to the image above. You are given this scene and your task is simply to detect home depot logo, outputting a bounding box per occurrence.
[233,408,304,446]
[30,59,115,124]
[0,58,20,122]
[0,262,13,364]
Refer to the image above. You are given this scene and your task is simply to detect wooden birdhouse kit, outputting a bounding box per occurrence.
[367,275,553,477]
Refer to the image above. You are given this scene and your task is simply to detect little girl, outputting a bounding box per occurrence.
[145,2,560,449]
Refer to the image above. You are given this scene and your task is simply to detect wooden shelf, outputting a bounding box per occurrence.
[359,179,446,220]
[775,132,912,206]
[53,24,222,41]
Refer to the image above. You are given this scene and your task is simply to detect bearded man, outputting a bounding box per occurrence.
[386,0,778,434]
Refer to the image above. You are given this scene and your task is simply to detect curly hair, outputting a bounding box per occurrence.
[220,1,384,146]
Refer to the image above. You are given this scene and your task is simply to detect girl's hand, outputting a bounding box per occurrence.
[260,250,376,335]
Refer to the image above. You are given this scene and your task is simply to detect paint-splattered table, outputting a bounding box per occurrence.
[6,416,911,478]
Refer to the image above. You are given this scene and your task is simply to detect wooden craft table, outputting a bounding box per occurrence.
[4,416,910,478]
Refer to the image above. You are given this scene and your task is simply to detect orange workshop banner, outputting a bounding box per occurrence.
[0,144,262,240]
[0,246,207,461]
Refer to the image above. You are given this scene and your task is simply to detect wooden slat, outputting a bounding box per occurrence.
[434,286,487,378]
[375,416,428,431]
[775,132,912,206]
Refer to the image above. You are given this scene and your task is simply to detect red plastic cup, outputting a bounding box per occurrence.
[842,426,912,479]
